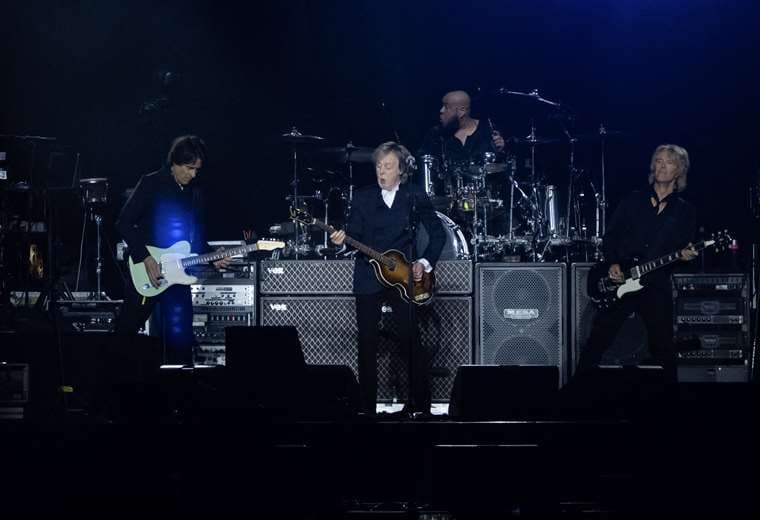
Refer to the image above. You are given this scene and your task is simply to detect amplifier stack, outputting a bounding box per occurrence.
[259,259,473,402]
[190,264,256,365]
[672,273,751,382]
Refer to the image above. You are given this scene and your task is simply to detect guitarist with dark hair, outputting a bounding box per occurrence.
[330,142,446,415]
[115,135,231,365]
[578,144,699,377]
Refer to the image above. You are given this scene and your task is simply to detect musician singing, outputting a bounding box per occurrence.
[577,144,698,376]
[330,142,446,415]
[115,135,230,365]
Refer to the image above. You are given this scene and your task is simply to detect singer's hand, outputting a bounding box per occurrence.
[492,131,505,152]
[412,261,424,282]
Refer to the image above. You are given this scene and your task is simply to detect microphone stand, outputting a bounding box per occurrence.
[406,190,419,416]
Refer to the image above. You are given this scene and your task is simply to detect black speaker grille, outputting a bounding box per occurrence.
[476,263,566,384]
[259,260,472,295]
[259,261,355,294]
[260,297,358,370]
[378,296,472,402]
[259,296,471,402]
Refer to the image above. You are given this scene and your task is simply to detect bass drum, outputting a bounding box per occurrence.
[416,211,470,260]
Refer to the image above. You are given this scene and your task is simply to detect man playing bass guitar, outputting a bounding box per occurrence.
[577,144,699,377]
[331,142,446,415]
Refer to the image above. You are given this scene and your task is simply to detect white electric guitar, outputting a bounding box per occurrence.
[128,239,284,297]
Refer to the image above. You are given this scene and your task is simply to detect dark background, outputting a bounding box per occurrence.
[2,0,758,293]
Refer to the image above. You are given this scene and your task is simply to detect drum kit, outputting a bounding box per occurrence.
[275,89,619,264]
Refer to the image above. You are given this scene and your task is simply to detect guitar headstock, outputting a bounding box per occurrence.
[256,239,286,251]
[290,207,315,226]
[707,229,733,252]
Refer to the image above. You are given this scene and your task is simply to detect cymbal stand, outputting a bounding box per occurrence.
[508,160,516,243]
[289,127,302,259]
[598,124,608,239]
[526,123,544,260]
[471,177,480,261]
[346,143,355,219]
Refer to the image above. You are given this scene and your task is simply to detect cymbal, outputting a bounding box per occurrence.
[507,136,562,145]
[468,163,509,176]
[319,144,374,163]
[280,128,325,144]
[493,88,563,108]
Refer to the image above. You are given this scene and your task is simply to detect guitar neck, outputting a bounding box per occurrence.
[627,239,710,279]
[181,243,259,268]
[309,219,393,267]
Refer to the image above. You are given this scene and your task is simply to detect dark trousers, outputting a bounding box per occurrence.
[115,283,195,365]
[577,285,676,377]
[356,289,431,413]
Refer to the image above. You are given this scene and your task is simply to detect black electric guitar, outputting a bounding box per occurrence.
[291,209,435,305]
[587,230,732,310]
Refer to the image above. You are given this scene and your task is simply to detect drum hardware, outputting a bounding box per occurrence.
[281,127,325,259]
[416,211,469,261]
[77,177,109,299]
[420,154,437,197]
[318,141,374,230]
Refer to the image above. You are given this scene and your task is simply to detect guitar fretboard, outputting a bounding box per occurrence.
[181,243,259,268]
[309,220,396,269]
[626,239,711,279]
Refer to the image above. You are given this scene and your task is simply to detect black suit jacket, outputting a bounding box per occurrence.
[347,182,446,295]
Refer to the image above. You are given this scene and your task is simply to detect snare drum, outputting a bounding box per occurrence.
[79,178,109,206]
[416,211,469,260]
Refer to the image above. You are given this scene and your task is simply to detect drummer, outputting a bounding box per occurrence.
[418,90,506,174]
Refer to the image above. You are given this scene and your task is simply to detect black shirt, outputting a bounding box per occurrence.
[418,121,499,175]
[603,188,697,288]
[117,166,207,262]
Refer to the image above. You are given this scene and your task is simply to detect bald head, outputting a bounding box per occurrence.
[443,90,471,111]
[440,90,473,129]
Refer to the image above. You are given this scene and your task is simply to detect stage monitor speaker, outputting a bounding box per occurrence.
[449,365,559,419]
[259,296,472,402]
[225,326,307,412]
[304,364,360,417]
[560,365,675,419]
[476,263,567,385]
[570,263,650,374]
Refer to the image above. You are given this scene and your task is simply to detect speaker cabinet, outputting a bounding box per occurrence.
[570,263,649,374]
[259,260,472,295]
[377,296,472,402]
[259,296,472,402]
[476,263,567,385]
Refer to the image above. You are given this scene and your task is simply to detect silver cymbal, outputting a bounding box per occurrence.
[280,128,325,144]
[493,88,563,108]
[508,136,562,145]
